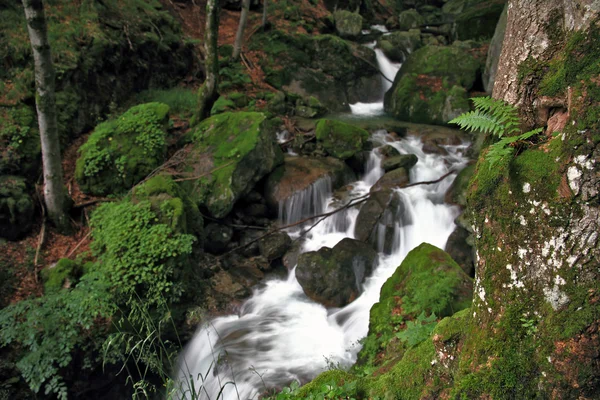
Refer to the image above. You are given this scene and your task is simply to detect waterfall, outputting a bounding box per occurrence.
[349,43,401,116]
[176,133,469,400]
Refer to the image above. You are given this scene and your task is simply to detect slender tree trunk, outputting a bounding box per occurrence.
[262,0,267,29]
[22,0,71,233]
[232,0,251,61]
[197,0,220,120]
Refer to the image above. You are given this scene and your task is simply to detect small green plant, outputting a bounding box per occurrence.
[449,97,543,168]
[266,379,357,400]
[396,312,438,348]
[520,317,538,336]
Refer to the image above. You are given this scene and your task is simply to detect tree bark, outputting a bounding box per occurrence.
[22,0,71,233]
[197,0,220,120]
[233,0,251,60]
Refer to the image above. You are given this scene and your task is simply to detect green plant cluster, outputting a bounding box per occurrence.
[0,272,116,399]
[0,106,40,176]
[75,102,170,195]
[266,376,358,400]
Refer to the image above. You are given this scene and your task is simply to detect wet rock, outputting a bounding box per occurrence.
[204,223,234,254]
[346,150,371,174]
[445,226,475,277]
[238,230,262,257]
[315,119,370,160]
[483,4,507,93]
[380,145,400,158]
[445,164,475,206]
[0,175,34,241]
[371,168,410,192]
[377,29,422,63]
[442,0,505,41]
[334,10,363,39]
[243,203,269,218]
[258,231,292,261]
[296,238,378,307]
[382,154,418,172]
[283,239,304,270]
[398,9,425,31]
[264,155,355,211]
[421,130,466,154]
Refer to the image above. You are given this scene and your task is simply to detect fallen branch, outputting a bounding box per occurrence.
[401,169,456,188]
[65,230,93,259]
[173,161,236,182]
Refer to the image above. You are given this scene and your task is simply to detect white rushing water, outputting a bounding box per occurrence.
[349,44,401,117]
[176,132,470,400]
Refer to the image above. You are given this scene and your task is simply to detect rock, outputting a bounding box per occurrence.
[179,112,284,218]
[381,154,418,172]
[243,203,269,218]
[315,119,369,160]
[445,226,475,277]
[255,31,381,112]
[346,150,371,174]
[357,243,473,367]
[398,9,425,31]
[264,155,355,211]
[483,4,507,93]
[296,238,378,307]
[204,223,234,254]
[443,0,505,41]
[258,231,292,261]
[334,10,363,38]
[0,175,34,241]
[371,168,410,192]
[377,29,422,63]
[211,95,236,115]
[283,239,305,270]
[380,145,400,158]
[445,164,475,206]
[75,102,170,196]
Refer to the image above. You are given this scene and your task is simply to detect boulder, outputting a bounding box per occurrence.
[445,226,475,277]
[334,10,363,38]
[258,231,292,261]
[381,154,418,172]
[380,145,400,158]
[315,119,369,160]
[483,3,507,93]
[264,155,355,211]
[442,0,505,41]
[179,112,284,218]
[398,9,425,31]
[0,175,34,240]
[75,102,170,196]
[445,164,475,206]
[204,223,234,254]
[296,238,378,307]
[377,29,422,63]
[371,168,410,192]
[41,259,82,292]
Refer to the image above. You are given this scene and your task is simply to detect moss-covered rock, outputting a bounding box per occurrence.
[376,29,422,63]
[0,106,40,177]
[370,167,410,192]
[315,119,369,160]
[384,44,478,124]
[210,96,236,115]
[296,238,378,307]
[250,31,381,111]
[0,175,34,241]
[381,153,418,172]
[442,0,505,41]
[333,10,363,39]
[180,112,284,218]
[356,243,473,371]
[41,259,82,292]
[75,102,169,196]
[398,9,425,31]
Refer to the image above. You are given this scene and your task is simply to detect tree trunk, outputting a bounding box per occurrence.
[233,0,250,60]
[22,0,71,233]
[197,0,220,120]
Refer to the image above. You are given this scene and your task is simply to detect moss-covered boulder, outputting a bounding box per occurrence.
[41,259,83,292]
[264,155,355,212]
[442,0,505,41]
[398,9,425,31]
[250,31,381,111]
[376,29,422,63]
[384,44,479,124]
[334,10,363,39]
[0,176,35,241]
[296,238,378,307]
[180,112,284,218]
[75,102,169,196]
[357,243,473,370]
[315,119,369,160]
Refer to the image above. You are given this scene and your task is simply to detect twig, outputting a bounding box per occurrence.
[401,169,456,188]
[354,53,394,83]
[34,219,46,272]
[201,212,268,231]
[173,161,236,182]
[65,230,93,259]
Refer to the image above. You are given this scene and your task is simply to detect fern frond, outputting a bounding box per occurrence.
[486,140,515,170]
[519,127,544,141]
[449,110,505,137]
[471,97,520,136]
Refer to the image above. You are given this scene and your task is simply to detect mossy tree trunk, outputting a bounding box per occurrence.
[197,0,220,120]
[233,0,250,61]
[22,0,71,233]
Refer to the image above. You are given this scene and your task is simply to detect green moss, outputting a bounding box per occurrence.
[0,106,40,176]
[41,259,82,293]
[314,119,369,160]
[75,102,170,196]
[211,96,236,115]
[296,370,356,398]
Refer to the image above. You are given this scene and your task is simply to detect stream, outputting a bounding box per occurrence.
[176,37,469,400]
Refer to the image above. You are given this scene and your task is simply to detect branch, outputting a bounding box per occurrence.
[172,161,236,182]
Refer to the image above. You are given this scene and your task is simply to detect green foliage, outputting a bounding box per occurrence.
[90,199,195,304]
[266,377,357,400]
[75,102,169,195]
[41,259,82,293]
[0,106,40,176]
[396,312,438,348]
[450,97,543,168]
[135,88,198,117]
[0,272,116,399]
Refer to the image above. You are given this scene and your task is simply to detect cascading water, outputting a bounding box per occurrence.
[176,132,470,400]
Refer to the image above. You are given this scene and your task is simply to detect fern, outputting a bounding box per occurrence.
[450,97,544,169]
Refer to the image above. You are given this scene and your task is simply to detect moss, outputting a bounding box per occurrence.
[314,119,369,160]
[41,259,82,293]
[295,369,356,398]
[0,106,40,176]
[210,95,236,115]
[0,175,34,241]
[333,10,363,38]
[75,102,170,196]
